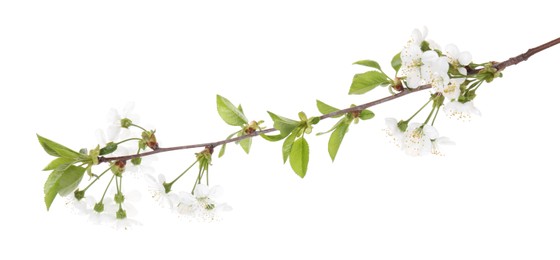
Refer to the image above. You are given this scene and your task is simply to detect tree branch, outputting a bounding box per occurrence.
[98,36,560,163]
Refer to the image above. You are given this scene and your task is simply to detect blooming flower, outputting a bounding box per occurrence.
[402,123,439,156]
[400,46,449,89]
[127,155,156,179]
[146,174,179,209]
[177,184,231,221]
[445,44,472,75]
[431,136,455,156]
[444,101,481,121]
[434,77,464,101]
[87,197,116,225]
[384,118,404,147]
[107,102,139,141]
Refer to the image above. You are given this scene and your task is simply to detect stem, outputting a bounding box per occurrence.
[100,174,115,202]
[431,106,440,126]
[115,138,142,146]
[83,167,111,191]
[98,37,560,164]
[191,165,204,194]
[168,159,198,186]
[423,105,436,125]
[130,123,148,132]
[407,98,432,122]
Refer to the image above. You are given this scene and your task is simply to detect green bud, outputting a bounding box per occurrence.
[310,117,320,125]
[114,192,125,204]
[163,182,172,194]
[99,142,118,156]
[94,202,104,213]
[111,160,126,176]
[120,118,132,128]
[397,120,408,132]
[298,111,308,121]
[74,189,85,200]
[116,208,127,219]
[131,157,142,166]
[141,130,159,150]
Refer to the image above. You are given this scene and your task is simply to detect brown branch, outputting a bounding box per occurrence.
[98,36,560,163]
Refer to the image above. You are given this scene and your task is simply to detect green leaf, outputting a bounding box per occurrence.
[282,131,298,163]
[268,112,299,136]
[43,157,75,171]
[99,142,118,156]
[289,137,309,178]
[317,117,348,136]
[328,122,350,161]
[43,165,86,210]
[260,133,287,142]
[359,110,375,120]
[349,71,392,95]
[216,95,248,126]
[37,134,82,159]
[239,137,252,154]
[353,60,382,71]
[218,131,239,158]
[316,100,343,118]
[57,165,86,196]
[391,52,402,73]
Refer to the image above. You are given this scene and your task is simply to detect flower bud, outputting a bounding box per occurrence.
[73,189,85,200]
[116,208,127,219]
[94,202,104,213]
[120,118,132,128]
[141,130,159,150]
[114,192,125,204]
[111,160,126,176]
[131,157,142,166]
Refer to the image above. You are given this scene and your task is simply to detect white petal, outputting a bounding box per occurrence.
[157,174,166,184]
[208,185,224,199]
[445,44,459,59]
[459,52,472,66]
[95,129,107,145]
[458,67,467,76]
[423,125,439,139]
[436,136,455,146]
[107,108,120,123]
[123,102,135,117]
[194,184,210,198]
[106,125,120,141]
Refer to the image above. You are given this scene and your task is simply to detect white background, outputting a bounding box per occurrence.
[1,1,559,259]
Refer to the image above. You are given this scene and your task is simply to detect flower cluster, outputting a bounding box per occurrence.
[59,104,230,229]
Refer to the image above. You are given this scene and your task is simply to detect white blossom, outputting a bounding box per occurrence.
[146,174,179,209]
[434,77,464,100]
[402,123,439,156]
[64,194,94,215]
[444,101,481,121]
[401,46,449,89]
[107,102,139,140]
[445,44,472,75]
[384,118,404,147]
[177,184,231,221]
[431,136,455,156]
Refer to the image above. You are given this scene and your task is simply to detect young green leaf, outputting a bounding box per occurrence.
[239,137,252,154]
[289,137,309,178]
[317,117,348,136]
[43,157,75,171]
[57,165,86,196]
[267,112,299,136]
[282,131,298,163]
[43,165,86,210]
[349,71,392,95]
[353,60,382,71]
[37,134,83,159]
[316,100,343,118]
[328,122,350,161]
[99,142,118,156]
[218,131,239,158]
[260,133,287,142]
[391,52,402,73]
[359,110,375,120]
[216,95,248,126]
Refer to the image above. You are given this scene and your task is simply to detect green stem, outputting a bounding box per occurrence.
[423,104,436,125]
[100,174,115,202]
[431,106,441,126]
[406,98,433,122]
[168,159,198,186]
[115,138,142,146]
[83,167,111,192]
[191,164,204,195]
[206,164,209,186]
[130,123,148,132]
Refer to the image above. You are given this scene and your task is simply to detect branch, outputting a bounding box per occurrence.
[98,36,560,163]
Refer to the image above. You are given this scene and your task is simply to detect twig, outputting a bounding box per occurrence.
[98,36,560,163]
